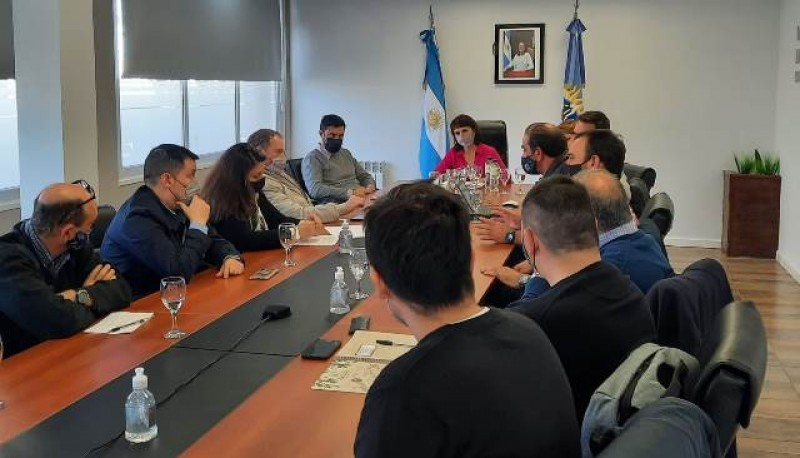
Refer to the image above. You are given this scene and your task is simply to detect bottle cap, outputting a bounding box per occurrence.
[133,367,148,390]
[335,266,345,280]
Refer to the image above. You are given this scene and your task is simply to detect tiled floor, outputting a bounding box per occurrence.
[668,247,800,457]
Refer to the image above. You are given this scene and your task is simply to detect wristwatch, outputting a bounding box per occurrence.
[76,288,93,307]
[504,230,516,244]
[518,274,532,288]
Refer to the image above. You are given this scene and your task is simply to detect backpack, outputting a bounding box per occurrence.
[581,342,699,457]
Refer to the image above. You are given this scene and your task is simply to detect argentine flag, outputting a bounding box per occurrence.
[503,31,512,70]
[419,29,448,177]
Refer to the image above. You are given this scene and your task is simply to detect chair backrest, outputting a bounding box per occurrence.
[688,301,767,456]
[628,177,649,218]
[646,258,734,356]
[597,397,720,458]
[623,163,656,191]
[90,205,117,249]
[285,159,309,195]
[642,192,675,237]
[476,120,509,168]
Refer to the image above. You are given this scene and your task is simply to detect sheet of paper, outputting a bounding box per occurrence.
[84,312,154,335]
[296,224,364,246]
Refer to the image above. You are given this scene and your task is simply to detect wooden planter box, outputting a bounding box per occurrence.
[722,171,781,258]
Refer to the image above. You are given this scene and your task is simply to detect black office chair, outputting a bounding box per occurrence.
[90,205,116,249]
[643,192,675,238]
[476,120,509,168]
[285,159,310,196]
[597,397,721,458]
[628,177,649,219]
[687,301,768,458]
[647,258,734,357]
[623,163,656,191]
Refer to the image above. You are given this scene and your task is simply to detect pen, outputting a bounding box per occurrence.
[109,318,148,333]
[375,339,415,348]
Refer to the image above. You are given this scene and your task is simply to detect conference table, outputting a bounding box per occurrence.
[0,185,525,457]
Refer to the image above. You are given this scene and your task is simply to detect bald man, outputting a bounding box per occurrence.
[0,180,132,358]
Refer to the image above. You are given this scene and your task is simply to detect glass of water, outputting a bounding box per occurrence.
[278,223,299,267]
[515,168,527,195]
[160,276,187,339]
[349,248,370,300]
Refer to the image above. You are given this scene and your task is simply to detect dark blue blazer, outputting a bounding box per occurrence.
[601,230,674,294]
[101,186,239,299]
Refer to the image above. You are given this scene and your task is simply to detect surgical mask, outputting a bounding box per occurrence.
[457,133,475,148]
[562,164,584,176]
[521,156,537,174]
[170,175,199,205]
[522,237,538,275]
[250,177,266,193]
[68,230,90,252]
[270,157,287,170]
[324,138,343,154]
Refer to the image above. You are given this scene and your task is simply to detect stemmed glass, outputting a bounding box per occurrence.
[278,223,299,267]
[349,248,370,300]
[160,276,187,339]
[515,168,527,195]
[499,169,511,192]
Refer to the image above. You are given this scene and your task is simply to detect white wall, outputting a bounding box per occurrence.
[290,0,780,246]
[776,0,800,279]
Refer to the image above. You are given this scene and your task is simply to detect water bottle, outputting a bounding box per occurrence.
[330,266,350,314]
[125,367,158,443]
[338,219,353,255]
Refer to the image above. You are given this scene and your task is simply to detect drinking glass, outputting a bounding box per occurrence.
[499,169,511,192]
[428,171,439,185]
[160,276,187,339]
[515,168,527,195]
[278,223,299,267]
[349,248,370,300]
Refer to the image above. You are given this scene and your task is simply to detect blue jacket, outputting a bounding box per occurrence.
[101,186,240,299]
[522,230,673,300]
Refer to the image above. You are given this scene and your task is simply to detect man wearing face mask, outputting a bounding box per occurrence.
[102,144,244,299]
[0,180,132,357]
[248,129,365,222]
[507,176,655,418]
[520,122,574,178]
[301,114,376,204]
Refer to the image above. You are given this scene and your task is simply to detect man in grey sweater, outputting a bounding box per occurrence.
[302,114,376,204]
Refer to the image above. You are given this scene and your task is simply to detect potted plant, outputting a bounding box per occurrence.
[722,149,781,258]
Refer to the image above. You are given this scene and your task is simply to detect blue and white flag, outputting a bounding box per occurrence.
[503,31,513,70]
[562,18,587,121]
[419,28,448,177]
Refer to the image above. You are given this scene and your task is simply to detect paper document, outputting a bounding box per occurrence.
[296,224,364,247]
[312,331,417,394]
[84,312,154,335]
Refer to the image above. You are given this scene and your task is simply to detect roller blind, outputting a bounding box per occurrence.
[121,0,282,81]
[0,0,13,79]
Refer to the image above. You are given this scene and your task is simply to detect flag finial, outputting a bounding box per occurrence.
[573,0,580,21]
[429,5,435,33]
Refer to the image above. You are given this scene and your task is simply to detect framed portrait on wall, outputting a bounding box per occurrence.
[494,23,545,84]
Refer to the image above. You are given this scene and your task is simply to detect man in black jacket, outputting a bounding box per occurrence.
[101,144,244,299]
[508,176,656,419]
[0,180,132,358]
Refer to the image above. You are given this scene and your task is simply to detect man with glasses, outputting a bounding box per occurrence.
[102,144,244,299]
[0,180,132,358]
[301,114,376,203]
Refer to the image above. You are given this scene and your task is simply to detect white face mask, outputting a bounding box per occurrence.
[457,133,475,148]
[269,157,287,170]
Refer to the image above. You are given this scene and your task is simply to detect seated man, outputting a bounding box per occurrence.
[520,122,572,178]
[508,176,655,418]
[102,144,244,299]
[574,110,611,134]
[355,182,580,458]
[302,114,376,203]
[247,128,365,223]
[0,180,131,357]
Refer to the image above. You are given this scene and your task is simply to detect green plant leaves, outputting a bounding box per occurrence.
[733,149,779,176]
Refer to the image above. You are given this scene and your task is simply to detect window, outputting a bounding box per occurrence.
[115,0,285,180]
[0,79,19,203]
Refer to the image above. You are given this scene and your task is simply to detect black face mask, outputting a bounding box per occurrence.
[68,231,90,252]
[251,177,266,193]
[521,156,537,174]
[324,138,343,154]
[562,164,584,176]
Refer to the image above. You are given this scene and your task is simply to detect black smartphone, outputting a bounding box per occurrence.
[300,338,341,360]
[348,315,371,335]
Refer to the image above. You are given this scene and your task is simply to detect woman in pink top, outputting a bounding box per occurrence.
[434,114,508,174]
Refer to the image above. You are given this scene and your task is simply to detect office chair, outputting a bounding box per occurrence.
[285,159,310,196]
[623,163,657,191]
[642,192,675,238]
[90,205,117,249]
[476,120,509,168]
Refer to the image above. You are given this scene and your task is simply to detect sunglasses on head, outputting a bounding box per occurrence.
[57,179,97,225]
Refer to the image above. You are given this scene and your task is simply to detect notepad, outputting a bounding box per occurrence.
[84,312,154,335]
[312,330,417,394]
[296,224,364,246]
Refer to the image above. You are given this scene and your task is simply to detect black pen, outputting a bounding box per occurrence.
[109,318,148,333]
[375,339,415,348]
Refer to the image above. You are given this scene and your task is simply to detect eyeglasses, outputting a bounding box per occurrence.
[57,179,97,225]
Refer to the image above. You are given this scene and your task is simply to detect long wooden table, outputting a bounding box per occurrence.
[0,219,517,453]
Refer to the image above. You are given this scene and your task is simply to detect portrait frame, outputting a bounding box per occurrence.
[494,23,545,85]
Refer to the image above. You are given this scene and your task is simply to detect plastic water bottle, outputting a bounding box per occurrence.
[125,367,158,443]
[330,266,350,314]
[338,219,353,255]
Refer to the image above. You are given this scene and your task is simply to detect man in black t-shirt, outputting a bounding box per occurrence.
[355,182,580,458]
[508,176,656,418]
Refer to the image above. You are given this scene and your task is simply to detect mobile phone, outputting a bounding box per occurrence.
[300,338,341,360]
[348,315,371,335]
